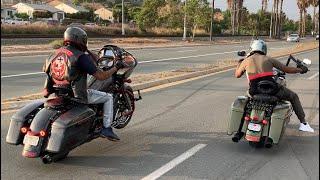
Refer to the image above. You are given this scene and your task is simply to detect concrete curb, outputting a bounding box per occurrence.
[1,64,237,112]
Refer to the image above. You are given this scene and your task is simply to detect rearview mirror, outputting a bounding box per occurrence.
[302,58,311,66]
[237,51,246,56]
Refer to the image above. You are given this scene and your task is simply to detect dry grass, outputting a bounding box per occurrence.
[1,24,210,37]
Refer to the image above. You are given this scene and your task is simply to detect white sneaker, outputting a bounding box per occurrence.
[299,123,314,133]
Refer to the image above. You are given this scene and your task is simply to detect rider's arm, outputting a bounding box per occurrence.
[235,59,246,78]
[77,54,118,80]
[269,58,302,74]
[93,67,118,80]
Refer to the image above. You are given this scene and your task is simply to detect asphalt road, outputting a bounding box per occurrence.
[1,49,318,179]
[1,40,305,100]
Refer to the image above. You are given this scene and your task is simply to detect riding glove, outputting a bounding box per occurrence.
[297,64,308,74]
[115,60,126,70]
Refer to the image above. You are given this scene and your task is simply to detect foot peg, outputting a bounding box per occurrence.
[232,132,244,142]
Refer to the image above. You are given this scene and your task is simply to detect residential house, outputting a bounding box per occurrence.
[129,0,143,5]
[47,0,63,7]
[1,5,16,19]
[13,2,65,21]
[54,2,88,14]
[94,7,113,22]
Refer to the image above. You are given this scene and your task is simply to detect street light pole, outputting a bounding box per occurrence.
[122,0,125,36]
[182,0,187,41]
[209,0,214,41]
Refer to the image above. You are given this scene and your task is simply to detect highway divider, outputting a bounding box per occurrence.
[1,41,318,112]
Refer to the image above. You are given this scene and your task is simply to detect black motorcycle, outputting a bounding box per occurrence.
[6,45,142,164]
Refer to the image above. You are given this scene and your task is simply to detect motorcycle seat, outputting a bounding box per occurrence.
[252,94,279,104]
[44,96,70,109]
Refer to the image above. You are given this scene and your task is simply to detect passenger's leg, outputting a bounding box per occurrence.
[275,86,314,132]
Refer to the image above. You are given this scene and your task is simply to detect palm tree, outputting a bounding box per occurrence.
[302,0,310,37]
[270,0,282,38]
[277,0,284,38]
[297,0,304,36]
[310,0,319,34]
[261,0,268,12]
[227,0,244,35]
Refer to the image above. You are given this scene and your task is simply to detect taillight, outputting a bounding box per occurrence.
[20,127,28,134]
[39,130,46,137]
[262,120,268,125]
[244,116,251,121]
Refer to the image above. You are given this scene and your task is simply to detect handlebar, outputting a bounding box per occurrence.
[286,54,304,67]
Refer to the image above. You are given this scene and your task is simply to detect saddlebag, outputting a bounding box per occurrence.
[227,96,249,135]
[46,104,95,153]
[6,99,45,145]
[269,101,292,144]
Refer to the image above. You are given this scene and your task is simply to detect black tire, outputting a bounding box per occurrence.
[55,151,69,161]
[248,137,265,148]
[112,86,135,129]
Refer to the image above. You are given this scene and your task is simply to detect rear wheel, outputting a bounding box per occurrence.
[248,137,266,148]
[41,151,69,164]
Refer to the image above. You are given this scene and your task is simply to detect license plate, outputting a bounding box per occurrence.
[248,123,262,132]
[23,134,39,146]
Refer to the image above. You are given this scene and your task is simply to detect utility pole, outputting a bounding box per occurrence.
[182,0,187,41]
[209,0,214,41]
[122,0,125,36]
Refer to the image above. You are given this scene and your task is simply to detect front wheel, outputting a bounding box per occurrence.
[112,86,135,129]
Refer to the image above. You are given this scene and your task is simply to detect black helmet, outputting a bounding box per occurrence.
[63,27,88,51]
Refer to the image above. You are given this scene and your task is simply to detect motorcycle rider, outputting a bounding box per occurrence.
[235,39,314,132]
[43,27,126,141]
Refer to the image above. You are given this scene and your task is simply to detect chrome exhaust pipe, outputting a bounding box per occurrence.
[42,154,53,164]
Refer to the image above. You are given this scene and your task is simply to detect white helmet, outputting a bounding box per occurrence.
[249,39,267,55]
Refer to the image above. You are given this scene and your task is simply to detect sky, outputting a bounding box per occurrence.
[212,0,315,21]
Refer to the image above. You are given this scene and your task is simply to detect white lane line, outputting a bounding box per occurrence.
[307,72,319,80]
[1,72,44,78]
[141,143,207,180]
[2,48,317,78]
[139,50,238,64]
[1,50,238,78]
[177,49,198,53]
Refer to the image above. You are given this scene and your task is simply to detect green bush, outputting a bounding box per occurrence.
[33,11,53,18]
[15,13,30,20]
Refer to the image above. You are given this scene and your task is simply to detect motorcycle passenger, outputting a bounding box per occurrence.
[235,39,314,132]
[43,27,126,141]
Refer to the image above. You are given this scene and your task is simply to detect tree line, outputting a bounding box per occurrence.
[116,0,319,38]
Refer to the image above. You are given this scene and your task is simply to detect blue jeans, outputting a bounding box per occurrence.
[87,89,113,128]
